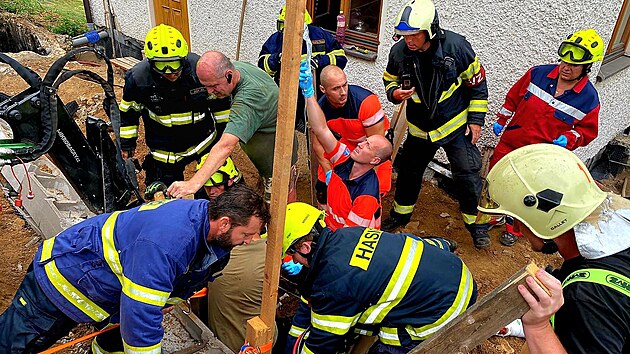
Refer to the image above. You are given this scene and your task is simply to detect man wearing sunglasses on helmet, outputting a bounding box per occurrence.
[118,24,231,198]
[489,29,603,248]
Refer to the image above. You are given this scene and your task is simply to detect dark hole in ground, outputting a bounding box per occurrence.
[0,16,48,55]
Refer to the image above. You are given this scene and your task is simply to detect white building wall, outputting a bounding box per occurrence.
[90,0,630,160]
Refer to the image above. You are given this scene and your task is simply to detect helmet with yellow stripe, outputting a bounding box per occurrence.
[144,24,188,74]
[283,202,326,255]
[277,5,313,32]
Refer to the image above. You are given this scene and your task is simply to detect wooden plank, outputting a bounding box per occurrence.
[409,263,546,354]
[110,57,140,71]
[391,102,407,165]
[245,0,306,353]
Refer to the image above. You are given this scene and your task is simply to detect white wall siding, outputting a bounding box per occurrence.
[90,0,630,160]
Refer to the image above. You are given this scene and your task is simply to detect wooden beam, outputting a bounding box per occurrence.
[245,0,306,352]
[409,263,546,354]
[390,102,407,164]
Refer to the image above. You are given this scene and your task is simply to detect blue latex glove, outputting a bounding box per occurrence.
[299,61,314,98]
[553,135,568,148]
[493,122,504,136]
[282,261,303,275]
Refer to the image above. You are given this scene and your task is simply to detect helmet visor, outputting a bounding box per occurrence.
[205,172,227,187]
[558,42,593,63]
[152,60,184,74]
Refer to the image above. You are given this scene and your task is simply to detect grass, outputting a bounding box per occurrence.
[0,0,86,36]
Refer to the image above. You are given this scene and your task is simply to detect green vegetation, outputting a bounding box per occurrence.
[0,0,86,36]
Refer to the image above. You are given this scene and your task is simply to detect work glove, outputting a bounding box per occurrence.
[553,135,568,148]
[492,122,504,136]
[299,61,315,99]
[282,261,303,275]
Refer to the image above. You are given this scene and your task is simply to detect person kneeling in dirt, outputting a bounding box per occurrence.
[118,24,231,197]
[281,202,473,354]
[478,143,630,354]
[0,186,269,354]
[300,61,391,230]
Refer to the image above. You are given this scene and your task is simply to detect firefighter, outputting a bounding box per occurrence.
[259,6,347,131]
[0,186,269,353]
[382,0,491,248]
[490,29,603,247]
[300,61,392,230]
[313,65,393,209]
[118,24,231,194]
[168,51,299,202]
[478,144,630,353]
[197,155,243,199]
[282,202,474,353]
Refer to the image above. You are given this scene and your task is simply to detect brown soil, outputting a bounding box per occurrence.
[0,15,567,354]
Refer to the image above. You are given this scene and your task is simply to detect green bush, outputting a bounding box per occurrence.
[1,0,86,36]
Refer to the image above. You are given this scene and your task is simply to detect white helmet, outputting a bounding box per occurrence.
[478,144,607,239]
[394,0,440,38]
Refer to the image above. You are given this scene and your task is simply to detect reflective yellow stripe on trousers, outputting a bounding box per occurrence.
[101,212,170,308]
[40,238,110,322]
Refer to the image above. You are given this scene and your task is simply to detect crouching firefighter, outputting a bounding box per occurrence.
[282,202,476,354]
[0,186,269,354]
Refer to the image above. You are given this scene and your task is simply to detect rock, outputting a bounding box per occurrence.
[440,212,450,218]
[524,254,531,258]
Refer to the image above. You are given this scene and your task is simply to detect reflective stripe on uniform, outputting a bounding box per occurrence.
[393,201,414,215]
[468,99,488,113]
[498,106,513,117]
[328,49,346,66]
[289,324,307,338]
[120,126,138,139]
[406,263,474,340]
[359,237,423,325]
[569,130,580,139]
[362,108,385,127]
[150,130,217,164]
[146,110,207,127]
[119,100,143,112]
[347,211,373,227]
[213,109,230,123]
[259,54,275,76]
[101,212,170,307]
[527,83,586,120]
[301,345,315,354]
[379,327,401,346]
[123,340,161,354]
[439,78,462,103]
[407,108,468,142]
[459,57,481,81]
[383,71,399,92]
[461,213,476,225]
[40,238,110,322]
[328,144,349,164]
[311,312,359,335]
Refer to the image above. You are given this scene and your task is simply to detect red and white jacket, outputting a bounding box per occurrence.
[491,64,599,168]
[324,142,381,231]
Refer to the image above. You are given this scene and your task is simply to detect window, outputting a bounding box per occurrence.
[307,0,383,52]
[605,0,630,62]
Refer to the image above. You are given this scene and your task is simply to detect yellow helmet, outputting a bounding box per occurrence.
[277,5,313,32]
[144,24,188,62]
[394,0,440,38]
[283,202,325,255]
[196,155,242,187]
[558,29,604,65]
[478,144,606,239]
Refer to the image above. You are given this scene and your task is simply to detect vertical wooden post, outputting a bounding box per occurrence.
[245,1,306,353]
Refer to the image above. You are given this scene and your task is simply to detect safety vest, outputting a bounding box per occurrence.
[551,268,630,327]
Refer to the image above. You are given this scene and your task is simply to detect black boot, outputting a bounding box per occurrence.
[467,224,490,249]
[382,210,411,232]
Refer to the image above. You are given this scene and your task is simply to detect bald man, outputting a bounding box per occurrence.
[312,66,393,211]
[300,62,392,230]
[168,51,297,202]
